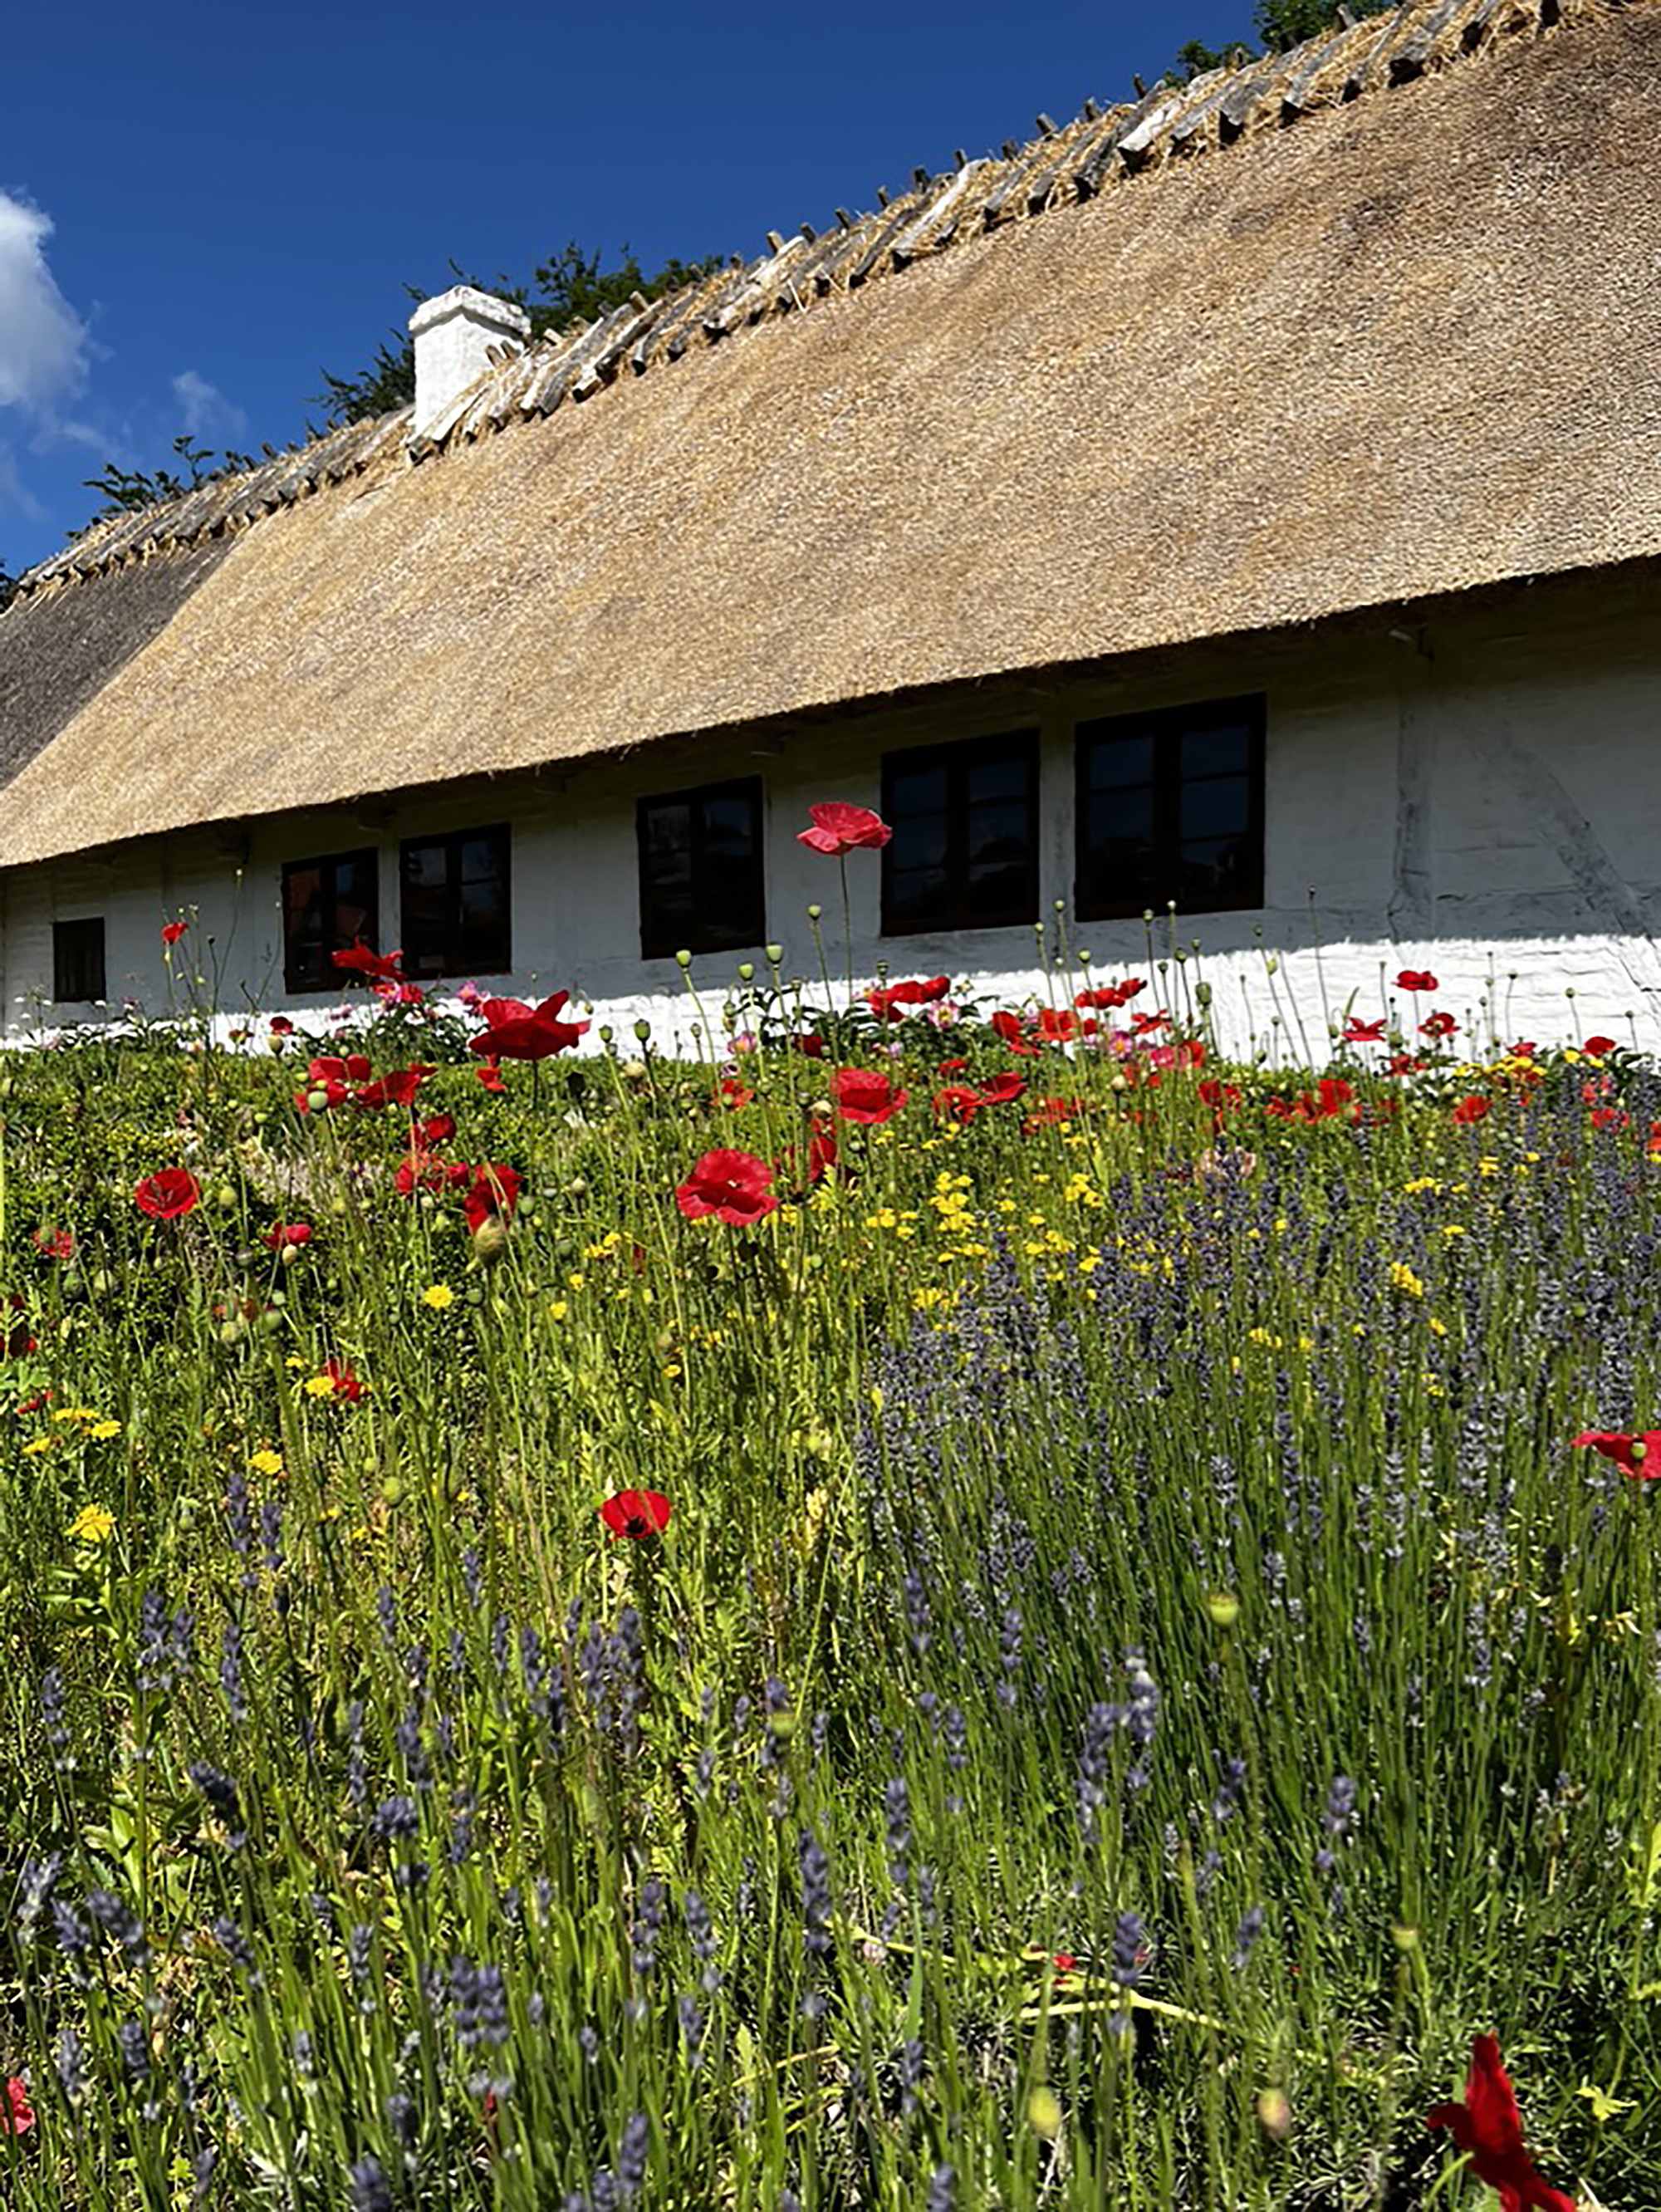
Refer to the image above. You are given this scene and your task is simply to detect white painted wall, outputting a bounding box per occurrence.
[5,578,1659,1061]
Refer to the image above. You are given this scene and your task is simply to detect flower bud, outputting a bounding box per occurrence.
[675,949,693,969]
[472,1219,511,1267]
[1204,1591,1241,1631]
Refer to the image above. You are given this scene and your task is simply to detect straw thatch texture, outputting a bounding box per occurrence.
[0,0,1658,870]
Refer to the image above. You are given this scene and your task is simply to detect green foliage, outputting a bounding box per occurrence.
[310,239,721,429]
[1164,0,1393,84]
[0,984,1654,2205]
[76,436,257,532]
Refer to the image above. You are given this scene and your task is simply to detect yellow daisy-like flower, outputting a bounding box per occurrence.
[548,1300,569,1322]
[422,1283,455,1310]
[302,1374,338,1399]
[22,1437,53,1456]
[89,1420,121,1441]
[68,1504,115,1544]
[248,1449,284,1475]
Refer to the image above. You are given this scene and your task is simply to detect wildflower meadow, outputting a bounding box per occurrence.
[1,880,1659,2208]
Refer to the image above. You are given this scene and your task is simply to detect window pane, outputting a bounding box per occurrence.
[887,866,948,928]
[1087,787,1154,847]
[1081,732,1154,791]
[887,767,948,820]
[1178,836,1251,908]
[965,797,1029,870]
[966,755,1027,805]
[640,782,762,955]
[1181,723,1252,780]
[458,835,503,886]
[887,817,949,872]
[966,858,1031,919]
[1179,774,1251,842]
[700,795,756,856]
[403,843,449,893]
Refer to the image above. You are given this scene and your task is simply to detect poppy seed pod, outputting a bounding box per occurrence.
[472,1218,511,1266]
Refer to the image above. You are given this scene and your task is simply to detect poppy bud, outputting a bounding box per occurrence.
[737,963,754,982]
[1257,2088,1291,2141]
[279,1243,302,1267]
[765,945,783,964]
[306,1088,332,1113]
[213,1184,238,1209]
[218,1319,247,1346]
[675,949,693,969]
[620,1059,648,1081]
[472,1219,510,1267]
[634,1018,652,1041]
[1205,1591,1241,1630]
[380,1474,406,1507]
[1026,2087,1062,2140]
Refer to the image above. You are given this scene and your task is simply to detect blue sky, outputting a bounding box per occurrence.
[2,1,1250,579]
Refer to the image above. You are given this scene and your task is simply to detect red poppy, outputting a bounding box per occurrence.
[933,1085,982,1125]
[1075,979,1144,1009]
[333,944,407,983]
[833,1068,909,1125]
[463,1163,522,1234]
[866,976,950,1021]
[791,1033,827,1059]
[1036,1008,1095,1044]
[978,1072,1027,1107]
[1025,1096,1085,1129]
[1052,1953,1077,1974]
[269,1015,295,1036]
[420,1114,457,1147]
[1198,1079,1242,1123]
[1453,1096,1491,1125]
[161,920,189,946]
[676,1150,778,1225]
[352,1064,436,1111]
[2,2077,32,2136]
[991,1011,1040,1057]
[1386,1052,1424,1077]
[468,991,589,1062]
[373,980,429,1008]
[1129,1010,1170,1036]
[807,1129,839,1184]
[32,1228,74,1260]
[1343,1018,1387,1043]
[1508,1040,1537,1060]
[134,1168,201,1220]
[1426,2035,1575,2212]
[321,1358,362,1402]
[600,1488,673,1539]
[394,1152,472,1199]
[1265,1077,1357,1124]
[263,1222,314,1251]
[796,802,892,856]
[476,1062,507,1093]
[1582,1035,1618,1057]
[1589,1106,1629,1132]
[1420,1011,1458,1039]
[1573,1430,1661,1480]
[1396,969,1438,993]
[715,1077,754,1111]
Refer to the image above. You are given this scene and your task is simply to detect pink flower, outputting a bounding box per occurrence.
[796,802,892,856]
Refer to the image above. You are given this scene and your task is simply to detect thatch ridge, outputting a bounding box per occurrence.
[9,0,1622,601]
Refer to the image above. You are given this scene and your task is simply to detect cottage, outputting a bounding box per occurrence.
[2,0,1659,1053]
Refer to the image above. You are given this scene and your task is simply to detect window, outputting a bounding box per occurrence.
[1075,696,1264,920]
[881,731,1039,934]
[53,917,105,1003]
[637,779,764,958]
[282,848,380,993]
[400,826,512,979]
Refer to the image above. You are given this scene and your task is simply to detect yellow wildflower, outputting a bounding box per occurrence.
[422,1283,455,1310]
[68,1503,115,1544]
[249,1449,284,1475]
[89,1420,121,1441]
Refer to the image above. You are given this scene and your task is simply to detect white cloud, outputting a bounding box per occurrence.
[0,192,87,414]
[172,368,246,443]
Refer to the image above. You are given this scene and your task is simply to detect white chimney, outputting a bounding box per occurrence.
[407,286,531,439]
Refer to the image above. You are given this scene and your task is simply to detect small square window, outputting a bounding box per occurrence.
[400,826,512,979]
[881,732,1038,935]
[1075,697,1264,920]
[638,779,764,958]
[282,848,380,993]
[53,917,105,1003]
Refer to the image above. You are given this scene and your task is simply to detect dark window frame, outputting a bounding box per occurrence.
[399,825,512,981]
[637,777,766,959]
[879,729,1040,937]
[52,917,105,1003]
[1073,694,1266,922]
[281,847,381,993]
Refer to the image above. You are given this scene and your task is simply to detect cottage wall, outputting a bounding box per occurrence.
[5,580,1659,1059]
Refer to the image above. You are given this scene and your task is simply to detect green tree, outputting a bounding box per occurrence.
[1167,0,1389,81]
[311,238,718,428]
[79,434,257,527]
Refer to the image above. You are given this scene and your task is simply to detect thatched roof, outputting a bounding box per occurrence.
[2,0,1659,868]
